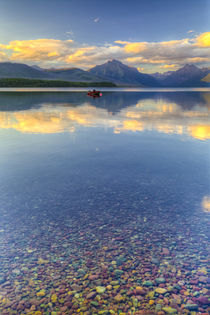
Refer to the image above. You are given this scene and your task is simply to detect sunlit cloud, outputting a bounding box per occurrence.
[1,39,74,66]
[0,51,6,61]
[0,32,210,70]
[195,32,210,48]
[65,45,124,68]
[160,64,178,69]
[124,42,147,54]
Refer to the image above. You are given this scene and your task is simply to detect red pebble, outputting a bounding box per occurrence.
[88,274,99,280]
[134,288,146,295]
[197,296,210,305]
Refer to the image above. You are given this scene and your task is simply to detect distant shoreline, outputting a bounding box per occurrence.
[0,78,209,90]
[0,78,116,88]
[0,87,210,93]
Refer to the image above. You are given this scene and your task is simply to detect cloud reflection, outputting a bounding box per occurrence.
[0,96,209,140]
[202,196,210,212]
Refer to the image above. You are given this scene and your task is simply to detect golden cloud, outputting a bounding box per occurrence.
[126,57,177,65]
[114,40,130,45]
[124,42,147,54]
[0,32,209,70]
[161,64,178,69]
[2,39,74,63]
[65,45,124,68]
[196,32,210,48]
[65,47,96,64]
[0,51,6,61]
[137,67,144,72]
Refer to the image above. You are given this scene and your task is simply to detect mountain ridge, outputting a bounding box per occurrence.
[89,59,159,86]
[158,64,209,87]
[0,60,209,87]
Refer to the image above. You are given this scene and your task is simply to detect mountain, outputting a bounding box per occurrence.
[0,61,209,87]
[89,59,159,86]
[0,62,51,79]
[159,64,209,87]
[32,65,45,71]
[151,71,174,80]
[0,63,107,82]
[45,67,103,82]
[202,73,210,83]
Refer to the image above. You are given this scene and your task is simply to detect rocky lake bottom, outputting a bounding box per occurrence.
[0,90,209,314]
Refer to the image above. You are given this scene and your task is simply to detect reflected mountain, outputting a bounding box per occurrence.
[0,91,209,113]
[0,91,209,140]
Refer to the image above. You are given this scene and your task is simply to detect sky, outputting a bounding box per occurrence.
[0,0,210,72]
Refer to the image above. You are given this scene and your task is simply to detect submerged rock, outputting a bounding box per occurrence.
[155,277,166,284]
[143,280,153,287]
[0,277,6,284]
[162,306,177,314]
[96,286,106,294]
[184,304,198,311]
[155,288,167,294]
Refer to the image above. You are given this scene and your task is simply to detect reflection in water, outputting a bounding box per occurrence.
[0,91,209,314]
[0,91,210,140]
[202,196,210,212]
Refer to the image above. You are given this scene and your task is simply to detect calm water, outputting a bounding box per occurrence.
[0,90,209,314]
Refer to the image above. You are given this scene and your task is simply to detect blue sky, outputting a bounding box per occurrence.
[0,0,209,72]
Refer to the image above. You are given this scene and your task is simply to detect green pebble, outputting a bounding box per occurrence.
[143,280,153,287]
[193,291,199,297]
[116,257,126,266]
[155,277,166,284]
[132,297,138,307]
[96,286,106,294]
[91,301,99,307]
[155,304,162,312]
[173,285,181,291]
[114,269,124,276]
[162,307,177,314]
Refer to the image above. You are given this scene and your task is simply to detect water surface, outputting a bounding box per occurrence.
[0,91,209,314]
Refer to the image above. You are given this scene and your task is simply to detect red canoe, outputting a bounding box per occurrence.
[87,90,102,97]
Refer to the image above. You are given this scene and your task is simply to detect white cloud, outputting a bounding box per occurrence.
[66,31,74,36]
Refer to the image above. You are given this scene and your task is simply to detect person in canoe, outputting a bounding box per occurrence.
[87,89,102,97]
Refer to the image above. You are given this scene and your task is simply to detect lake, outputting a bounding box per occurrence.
[0,89,209,314]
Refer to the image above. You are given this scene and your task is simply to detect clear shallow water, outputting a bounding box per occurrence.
[0,91,209,314]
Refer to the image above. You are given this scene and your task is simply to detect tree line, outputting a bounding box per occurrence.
[0,78,116,87]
